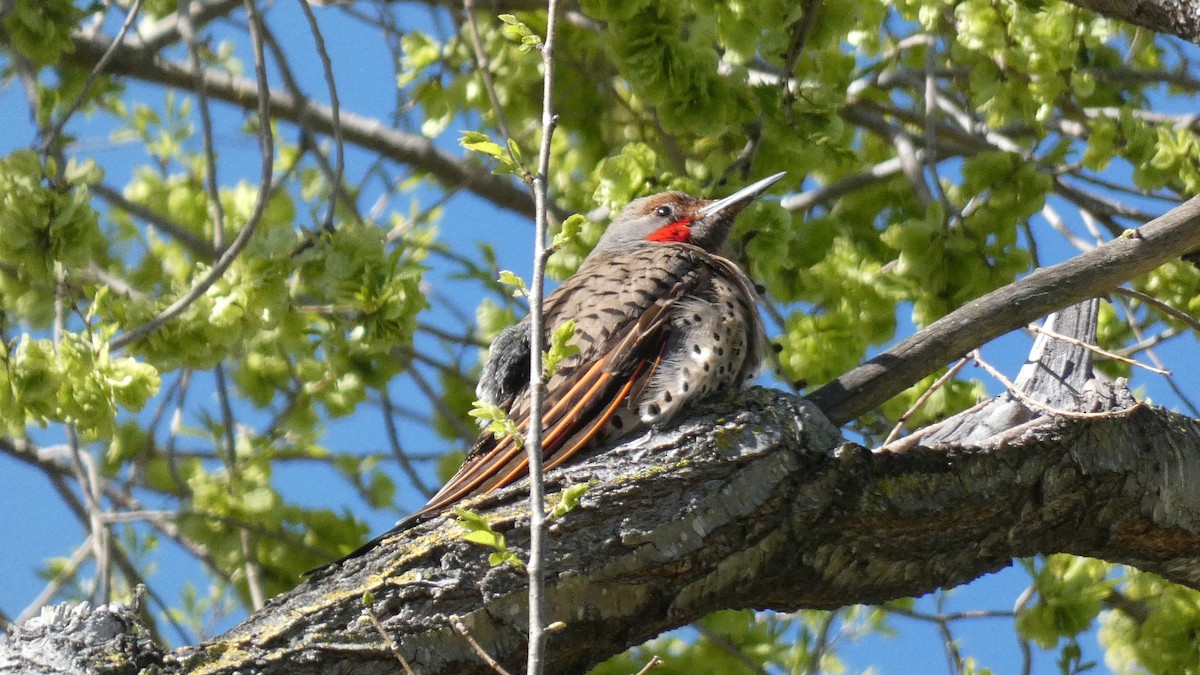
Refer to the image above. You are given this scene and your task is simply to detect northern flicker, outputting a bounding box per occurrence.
[311,172,784,573]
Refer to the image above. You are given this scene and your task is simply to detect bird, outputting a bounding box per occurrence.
[308,171,785,575]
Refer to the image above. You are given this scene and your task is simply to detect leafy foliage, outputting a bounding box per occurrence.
[454,507,525,570]
[1,0,1198,671]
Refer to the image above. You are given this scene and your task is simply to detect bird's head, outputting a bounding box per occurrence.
[587,172,785,259]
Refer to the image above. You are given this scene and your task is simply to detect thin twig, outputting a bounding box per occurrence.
[41,0,144,153]
[406,364,478,444]
[214,363,265,610]
[881,356,970,446]
[780,154,914,212]
[65,29,543,219]
[922,34,950,210]
[934,591,964,675]
[462,0,516,157]
[450,615,514,675]
[109,0,276,351]
[1028,324,1170,375]
[886,605,1015,623]
[55,263,113,605]
[633,656,663,675]
[368,610,416,675]
[177,0,227,249]
[296,0,345,231]
[1040,202,1098,253]
[138,0,242,52]
[970,350,1143,419]
[1111,294,1200,417]
[525,1,562,672]
[91,183,218,260]
[694,622,769,675]
[380,389,436,498]
[15,535,94,625]
[1113,286,1200,335]
[800,610,837,675]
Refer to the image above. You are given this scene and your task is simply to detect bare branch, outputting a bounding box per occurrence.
[525,3,563,671]
[55,30,541,219]
[809,195,1200,424]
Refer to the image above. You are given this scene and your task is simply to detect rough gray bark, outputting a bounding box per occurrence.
[167,387,1200,675]
[0,600,163,675]
[8,382,1200,674]
[1065,0,1200,44]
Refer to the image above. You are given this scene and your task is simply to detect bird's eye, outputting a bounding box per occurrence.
[654,205,673,218]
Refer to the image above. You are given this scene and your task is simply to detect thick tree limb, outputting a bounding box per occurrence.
[6,386,1200,674]
[111,386,1196,675]
[1063,0,1200,45]
[0,600,164,674]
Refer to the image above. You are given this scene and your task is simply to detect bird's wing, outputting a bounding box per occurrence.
[407,245,710,522]
[410,291,687,518]
[304,246,709,575]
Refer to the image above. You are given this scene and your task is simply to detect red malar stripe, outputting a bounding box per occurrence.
[646,219,691,242]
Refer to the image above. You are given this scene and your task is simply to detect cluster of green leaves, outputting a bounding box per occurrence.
[0,151,159,438]
[469,399,523,446]
[1101,568,1200,672]
[0,30,438,583]
[3,0,1199,668]
[452,484,589,569]
[1016,556,1113,657]
[455,507,526,570]
[0,151,104,324]
[593,607,889,674]
[1,0,81,67]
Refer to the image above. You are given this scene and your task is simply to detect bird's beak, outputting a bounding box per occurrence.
[696,171,787,220]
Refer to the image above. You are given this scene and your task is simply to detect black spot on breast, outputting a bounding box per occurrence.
[648,403,661,415]
[663,391,672,402]
[611,416,624,429]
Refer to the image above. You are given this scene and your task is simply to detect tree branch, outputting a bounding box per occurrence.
[142,386,1200,675]
[1061,0,1200,45]
[47,30,541,220]
[809,194,1200,425]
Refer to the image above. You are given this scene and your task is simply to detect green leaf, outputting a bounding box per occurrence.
[497,269,529,298]
[453,507,524,570]
[551,213,586,252]
[468,399,524,447]
[550,483,590,519]
[497,14,542,52]
[543,320,580,379]
[460,130,504,160]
